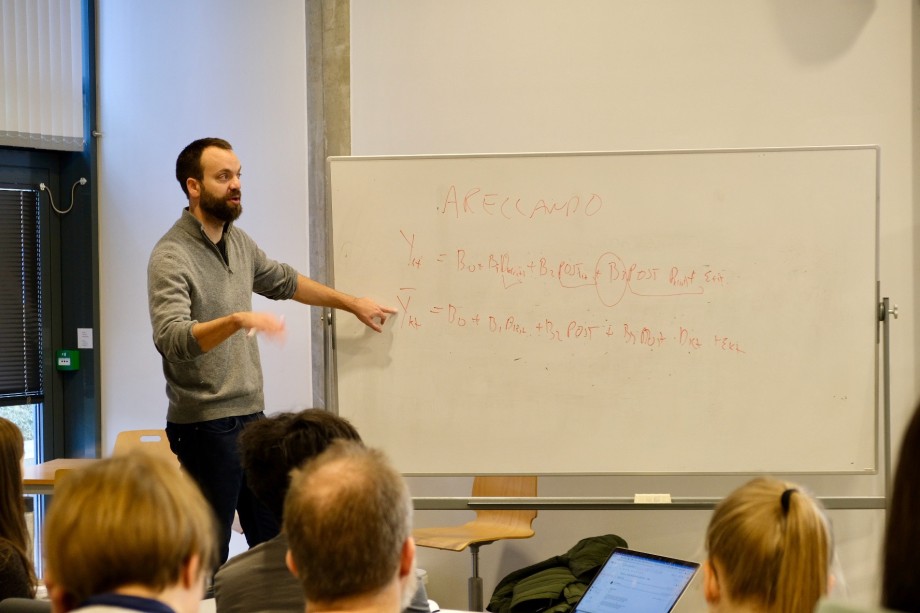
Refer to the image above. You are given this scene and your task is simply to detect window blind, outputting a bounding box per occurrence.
[0,188,43,403]
[0,0,85,151]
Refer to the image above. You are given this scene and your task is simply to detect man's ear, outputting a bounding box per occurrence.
[186,177,200,200]
[399,537,416,579]
[703,559,721,605]
[45,570,76,613]
[286,549,300,578]
[180,553,203,590]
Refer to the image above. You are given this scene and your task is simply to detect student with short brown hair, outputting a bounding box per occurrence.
[283,440,417,613]
[43,452,217,613]
[213,409,429,613]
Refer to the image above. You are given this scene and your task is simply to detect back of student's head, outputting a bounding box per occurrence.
[240,408,362,520]
[705,477,831,613]
[44,452,217,607]
[882,399,920,611]
[283,440,412,603]
[0,417,36,595]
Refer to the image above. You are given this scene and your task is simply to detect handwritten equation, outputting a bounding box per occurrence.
[400,229,727,307]
[392,296,746,355]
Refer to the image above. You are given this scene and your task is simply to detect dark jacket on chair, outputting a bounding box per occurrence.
[487,533,628,613]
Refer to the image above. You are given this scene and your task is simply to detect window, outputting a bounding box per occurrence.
[0,187,43,465]
[1,0,97,465]
[0,188,43,404]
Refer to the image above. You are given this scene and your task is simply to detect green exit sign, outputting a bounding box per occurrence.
[56,349,80,371]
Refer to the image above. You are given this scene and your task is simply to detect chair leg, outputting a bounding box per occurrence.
[469,543,483,611]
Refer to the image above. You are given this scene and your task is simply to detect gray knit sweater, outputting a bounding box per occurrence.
[147,209,298,424]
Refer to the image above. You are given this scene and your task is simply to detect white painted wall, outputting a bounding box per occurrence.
[350,1,916,611]
[96,0,313,450]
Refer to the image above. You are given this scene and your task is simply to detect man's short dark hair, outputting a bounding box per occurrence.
[283,440,412,603]
[239,408,362,519]
[175,137,233,198]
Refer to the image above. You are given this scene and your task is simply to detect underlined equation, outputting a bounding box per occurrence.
[392,291,747,356]
[399,229,728,306]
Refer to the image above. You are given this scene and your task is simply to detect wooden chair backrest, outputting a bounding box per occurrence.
[112,429,179,468]
[472,475,538,528]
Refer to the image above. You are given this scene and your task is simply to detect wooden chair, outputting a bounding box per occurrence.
[111,429,179,468]
[110,429,249,535]
[53,468,73,484]
[412,476,538,611]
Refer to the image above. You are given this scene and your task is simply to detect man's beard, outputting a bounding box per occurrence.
[199,185,242,223]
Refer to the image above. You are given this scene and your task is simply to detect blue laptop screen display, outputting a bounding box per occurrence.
[573,548,699,613]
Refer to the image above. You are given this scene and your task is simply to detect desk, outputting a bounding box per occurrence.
[23,459,97,495]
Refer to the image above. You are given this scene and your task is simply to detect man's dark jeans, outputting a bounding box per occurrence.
[166,412,280,565]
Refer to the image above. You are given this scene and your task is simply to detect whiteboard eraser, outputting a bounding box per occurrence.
[633,493,672,504]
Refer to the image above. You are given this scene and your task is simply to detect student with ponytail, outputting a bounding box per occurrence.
[703,477,833,613]
[0,416,37,600]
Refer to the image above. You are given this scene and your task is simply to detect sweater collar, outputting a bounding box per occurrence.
[79,593,176,613]
[179,207,234,243]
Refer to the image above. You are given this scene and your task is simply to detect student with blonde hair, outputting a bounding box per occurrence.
[43,452,217,613]
[703,477,832,613]
[0,416,37,600]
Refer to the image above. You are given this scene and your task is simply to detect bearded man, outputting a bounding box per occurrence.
[147,137,396,565]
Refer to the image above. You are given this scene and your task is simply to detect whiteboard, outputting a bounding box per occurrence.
[329,147,879,475]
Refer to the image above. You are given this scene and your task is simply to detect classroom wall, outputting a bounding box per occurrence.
[95,2,917,612]
[348,2,917,611]
[96,0,313,447]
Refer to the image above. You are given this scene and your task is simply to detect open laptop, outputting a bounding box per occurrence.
[572,547,700,613]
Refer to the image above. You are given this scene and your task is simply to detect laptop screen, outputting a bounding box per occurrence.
[573,548,700,613]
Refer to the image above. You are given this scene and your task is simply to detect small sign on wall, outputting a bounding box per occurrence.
[77,328,93,349]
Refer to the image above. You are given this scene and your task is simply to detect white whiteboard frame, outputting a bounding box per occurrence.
[327,145,881,477]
